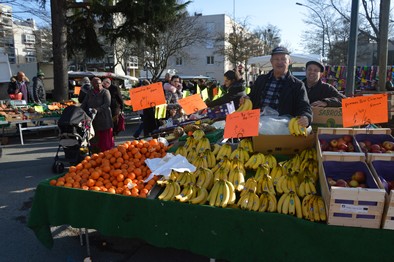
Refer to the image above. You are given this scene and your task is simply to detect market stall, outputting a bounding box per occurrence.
[27,178,394,262]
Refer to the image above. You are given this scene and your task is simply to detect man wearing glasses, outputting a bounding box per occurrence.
[248,46,312,128]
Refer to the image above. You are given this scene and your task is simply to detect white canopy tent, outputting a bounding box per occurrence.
[248,53,322,72]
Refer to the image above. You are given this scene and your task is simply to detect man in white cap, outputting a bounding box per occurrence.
[303,60,345,107]
[248,46,312,127]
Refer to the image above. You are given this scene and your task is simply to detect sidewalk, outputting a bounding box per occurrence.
[0,123,217,261]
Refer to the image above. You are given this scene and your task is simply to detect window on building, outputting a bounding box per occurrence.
[206,22,215,34]
[23,34,35,44]
[176,57,183,66]
[207,56,214,65]
[206,40,214,49]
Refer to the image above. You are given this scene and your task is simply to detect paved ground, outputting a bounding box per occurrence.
[0,122,218,262]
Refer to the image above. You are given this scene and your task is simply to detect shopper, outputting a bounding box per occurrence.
[81,77,114,152]
[102,78,124,136]
[248,46,312,127]
[78,77,92,103]
[303,60,345,107]
[32,70,46,104]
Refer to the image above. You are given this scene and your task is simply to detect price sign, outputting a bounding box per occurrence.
[177,94,207,115]
[342,94,388,127]
[129,82,166,111]
[223,109,260,139]
[74,86,81,95]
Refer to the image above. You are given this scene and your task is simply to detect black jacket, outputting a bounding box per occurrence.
[249,70,312,124]
[108,84,124,117]
[206,80,246,109]
[32,76,46,103]
[303,79,345,107]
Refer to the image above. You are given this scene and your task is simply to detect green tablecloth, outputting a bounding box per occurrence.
[28,178,394,261]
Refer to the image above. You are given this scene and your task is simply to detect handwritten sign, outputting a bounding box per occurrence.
[129,82,166,111]
[342,94,388,127]
[177,94,207,115]
[74,86,81,95]
[223,109,260,138]
[124,100,133,106]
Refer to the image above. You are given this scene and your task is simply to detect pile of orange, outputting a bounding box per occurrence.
[49,139,167,198]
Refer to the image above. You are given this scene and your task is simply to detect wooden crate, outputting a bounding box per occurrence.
[316,133,365,162]
[369,160,394,229]
[353,133,394,163]
[319,160,385,229]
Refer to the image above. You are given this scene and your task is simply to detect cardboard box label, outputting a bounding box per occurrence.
[312,107,343,127]
[340,204,369,213]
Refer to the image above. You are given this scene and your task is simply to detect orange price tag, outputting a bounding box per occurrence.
[177,94,207,115]
[129,82,166,111]
[74,86,81,95]
[342,94,388,127]
[124,100,133,106]
[223,109,260,139]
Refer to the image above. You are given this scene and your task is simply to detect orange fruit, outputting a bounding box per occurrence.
[49,179,57,186]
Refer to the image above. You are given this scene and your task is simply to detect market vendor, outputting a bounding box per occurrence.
[7,71,30,101]
[303,60,345,107]
[247,47,312,127]
[206,70,246,110]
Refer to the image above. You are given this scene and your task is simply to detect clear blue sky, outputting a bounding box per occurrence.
[187,0,312,53]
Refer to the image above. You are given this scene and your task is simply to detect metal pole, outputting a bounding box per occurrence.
[345,0,360,97]
[296,2,325,57]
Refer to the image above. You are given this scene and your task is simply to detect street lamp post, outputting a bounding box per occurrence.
[296,2,325,58]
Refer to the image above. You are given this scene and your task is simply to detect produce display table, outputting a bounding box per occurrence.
[12,117,60,145]
[28,178,394,261]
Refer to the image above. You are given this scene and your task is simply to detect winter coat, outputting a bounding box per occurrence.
[78,83,92,103]
[81,88,113,132]
[32,76,46,103]
[206,80,246,109]
[249,70,312,124]
[303,79,345,107]
[107,84,124,117]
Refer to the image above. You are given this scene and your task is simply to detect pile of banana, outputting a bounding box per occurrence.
[288,117,308,137]
[235,97,253,112]
[167,138,327,222]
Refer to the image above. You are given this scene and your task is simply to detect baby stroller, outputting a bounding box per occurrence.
[52,105,95,173]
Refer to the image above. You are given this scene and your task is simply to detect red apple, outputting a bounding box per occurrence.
[320,140,329,151]
[343,135,353,143]
[352,171,366,183]
[327,177,337,186]
[382,141,394,151]
[347,142,355,152]
[330,139,338,148]
[337,138,346,147]
[370,144,381,153]
[364,140,372,150]
[335,179,348,187]
[338,143,348,151]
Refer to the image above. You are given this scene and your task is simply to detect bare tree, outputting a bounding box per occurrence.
[253,25,282,55]
[136,13,207,82]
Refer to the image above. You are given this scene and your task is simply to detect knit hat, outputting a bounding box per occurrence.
[82,77,90,85]
[306,60,325,72]
[37,70,45,77]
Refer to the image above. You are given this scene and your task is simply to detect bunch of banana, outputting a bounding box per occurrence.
[269,164,285,186]
[265,154,277,169]
[192,129,205,140]
[297,167,318,185]
[211,156,232,174]
[288,117,307,137]
[244,153,265,170]
[240,178,258,198]
[235,97,253,112]
[211,144,221,156]
[195,167,214,190]
[299,147,317,162]
[302,194,326,222]
[255,164,276,195]
[276,174,299,194]
[191,153,208,169]
[176,171,196,187]
[259,192,277,212]
[282,153,302,173]
[216,144,232,160]
[157,180,181,201]
[213,165,230,181]
[277,192,302,218]
[189,186,209,205]
[238,138,254,153]
[207,180,236,208]
[186,149,198,163]
[175,183,198,202]
[174,145,188,157]
[297,176,317,197]
[229,147,250,163]
[228,165,246,191]
[237,190,260,211]
[184,136,198,152]
[204,149,216,168]
[195,137,211,153]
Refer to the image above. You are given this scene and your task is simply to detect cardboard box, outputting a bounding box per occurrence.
[369,160,394,229]
[207,101,235,119]
[319,160,385,229]
[311,107,343,130]
[252,133,315,155]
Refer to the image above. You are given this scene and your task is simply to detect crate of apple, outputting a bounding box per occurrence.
[327,171,367,188]
[319,134,358,152]
[355,134,394,154]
